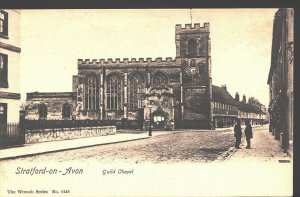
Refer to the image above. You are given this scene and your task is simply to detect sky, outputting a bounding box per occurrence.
[20,9,277,106]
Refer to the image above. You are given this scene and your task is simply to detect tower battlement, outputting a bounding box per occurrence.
[78,57,176,66]
[175,23,210,33]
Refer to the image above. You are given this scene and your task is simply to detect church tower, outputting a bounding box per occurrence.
[175,23,213,129]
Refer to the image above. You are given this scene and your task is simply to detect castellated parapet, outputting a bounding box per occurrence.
[77,57,177,67]
[175,23,210,34]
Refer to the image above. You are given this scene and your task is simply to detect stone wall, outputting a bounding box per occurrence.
[25,126,116,144]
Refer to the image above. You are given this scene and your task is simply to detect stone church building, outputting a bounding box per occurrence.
[25,22,266,130]
[26,23,214,130]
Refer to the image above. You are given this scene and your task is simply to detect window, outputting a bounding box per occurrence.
[38,103,47,119]
[0,103,7,126]
[154,116,164,122]
[190,94,201,108]
[128,73,145,109]
[152,72,168,88]
[187,38,197,54]
[84,74,99,110]
[107,74,123,110]
[0,53,8,87]
[0,10,8,37]
[62,103,71,119]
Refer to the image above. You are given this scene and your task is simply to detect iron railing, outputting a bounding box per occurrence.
[0,122,24,147]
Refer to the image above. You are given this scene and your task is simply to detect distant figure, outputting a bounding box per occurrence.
[234,119,242,149]
[244,120,253,149]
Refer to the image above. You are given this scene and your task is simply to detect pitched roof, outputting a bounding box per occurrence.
[238,101,264,114]
[212,85,239,106]
[212,85,264,114]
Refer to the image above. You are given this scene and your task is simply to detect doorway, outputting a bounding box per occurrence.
[137,108,144,130]
[0,103,7,134]
[152,108,168,130]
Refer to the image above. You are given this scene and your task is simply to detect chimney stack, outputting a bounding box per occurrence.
[221,84,227,90]
[235,92,240,102]
[242,94,246,102]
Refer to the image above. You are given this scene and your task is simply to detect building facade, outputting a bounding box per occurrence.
[211,85,239,128]
[25,92,77,120]
[267,8,294,156]
[211,85,265,128]
[235,94,266,126]
[0,10,21,126]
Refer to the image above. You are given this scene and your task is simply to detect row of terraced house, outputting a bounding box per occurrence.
[267,8,294,157]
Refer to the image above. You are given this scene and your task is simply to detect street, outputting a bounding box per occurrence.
[1,125,286,165]
[5,128,236,164]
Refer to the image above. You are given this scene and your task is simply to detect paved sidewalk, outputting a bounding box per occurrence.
[0,131,171,160]
[221,125,292,163]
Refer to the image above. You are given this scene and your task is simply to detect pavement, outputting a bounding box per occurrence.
[217,124,293,164]
[0,131,171,160]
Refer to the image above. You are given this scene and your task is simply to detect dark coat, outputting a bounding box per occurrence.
[234,124,242,138]
[244,125,253,139]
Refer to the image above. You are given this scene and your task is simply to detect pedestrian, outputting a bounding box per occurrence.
[234,119,242,149]
[244,120,253,149]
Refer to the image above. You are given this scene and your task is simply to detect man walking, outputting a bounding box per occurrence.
[234,119,242,149]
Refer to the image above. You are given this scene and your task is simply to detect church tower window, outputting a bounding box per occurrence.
[187,38,197,54]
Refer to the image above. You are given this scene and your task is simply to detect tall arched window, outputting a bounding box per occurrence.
[62,103,71,119]
[85,74,99,110]
[152,72,168,88]
[187,38,197,54]
[128,73,145,109]
[38,103,47,119]
[106,74,123,110]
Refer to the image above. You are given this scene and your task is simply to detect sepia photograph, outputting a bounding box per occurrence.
[0,8,294,196]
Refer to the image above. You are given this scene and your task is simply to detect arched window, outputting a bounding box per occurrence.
[106,74,123,110]
[38,103,47,119]
[187,38,197,54]
[62,103,71,119]
[84,74,99,110]
[128,73,145,109]
[152,72,168,88]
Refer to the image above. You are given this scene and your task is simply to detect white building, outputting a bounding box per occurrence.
[0,10,21,125]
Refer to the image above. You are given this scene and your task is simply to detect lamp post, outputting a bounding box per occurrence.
[149,107,152,136]
[148,104,155,137]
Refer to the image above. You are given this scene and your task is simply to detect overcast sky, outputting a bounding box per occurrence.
[20,9,277,106]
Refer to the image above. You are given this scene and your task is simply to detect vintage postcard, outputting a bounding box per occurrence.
[0,9,293,196]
